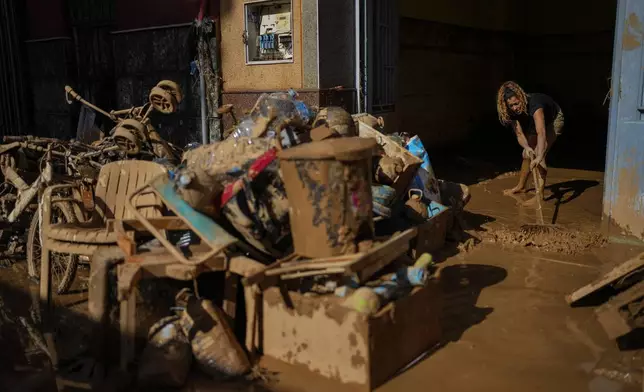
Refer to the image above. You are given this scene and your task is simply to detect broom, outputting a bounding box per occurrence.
[520,167,562,235]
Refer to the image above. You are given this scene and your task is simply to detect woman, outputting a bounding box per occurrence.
[497,81,564,198]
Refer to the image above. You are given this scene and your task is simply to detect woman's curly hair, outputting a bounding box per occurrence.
[497,81,528,125]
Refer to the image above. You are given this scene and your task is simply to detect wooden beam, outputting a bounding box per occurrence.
[348,228,417,283]
[566,252,644,305]
[595,280,644,339]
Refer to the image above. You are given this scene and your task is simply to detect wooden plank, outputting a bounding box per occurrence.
[106,217,189,232]
[229,256,266,278]
[348,228,417,283]
[595,280,644,339]
[566,252,644,305]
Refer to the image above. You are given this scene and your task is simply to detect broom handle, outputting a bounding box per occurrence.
[532,168,545,225]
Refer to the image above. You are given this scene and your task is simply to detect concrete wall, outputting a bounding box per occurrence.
[219,0,303,91]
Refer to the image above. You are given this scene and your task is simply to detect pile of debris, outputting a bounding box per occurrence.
[0,81,183,291]
[29,89,467,390]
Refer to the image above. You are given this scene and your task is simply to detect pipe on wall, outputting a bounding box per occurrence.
[354,0,361,113]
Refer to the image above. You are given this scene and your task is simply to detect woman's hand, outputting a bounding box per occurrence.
[530,154,543,170]
[525,147,536,159]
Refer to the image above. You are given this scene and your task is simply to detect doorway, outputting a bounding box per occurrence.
[397,0,618,175]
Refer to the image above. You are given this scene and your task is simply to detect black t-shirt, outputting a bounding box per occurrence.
[512,93,560,136]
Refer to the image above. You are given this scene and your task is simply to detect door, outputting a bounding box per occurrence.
[603,0,644,242]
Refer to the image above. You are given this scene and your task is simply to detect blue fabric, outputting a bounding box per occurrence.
[405,136,441,203]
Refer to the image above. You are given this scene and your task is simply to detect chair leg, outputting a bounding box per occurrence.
[39,241,59,368]
[119,288,136,372]
[223,272,239,328]
[88,247,125,367]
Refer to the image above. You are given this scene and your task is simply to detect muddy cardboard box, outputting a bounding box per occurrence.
[261,281,442,390]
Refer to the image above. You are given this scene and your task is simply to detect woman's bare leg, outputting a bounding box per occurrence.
[504,158,531,195]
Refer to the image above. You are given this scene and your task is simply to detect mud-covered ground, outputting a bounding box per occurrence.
[0,165,641,392]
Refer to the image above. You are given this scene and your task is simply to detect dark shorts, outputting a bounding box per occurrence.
[522,110,564,168]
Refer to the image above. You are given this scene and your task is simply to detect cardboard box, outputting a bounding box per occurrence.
[261,281,442,390]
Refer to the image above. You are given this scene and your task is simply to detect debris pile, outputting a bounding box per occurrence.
[0,82,184,292]
[22,88,466,390]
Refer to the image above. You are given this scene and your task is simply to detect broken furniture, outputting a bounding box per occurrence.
[38,160,167,302]
[596,280,644,340]
[65,81,182,162]
[567,251,644,340]
[109,171,245,371]
[38,160,167,349]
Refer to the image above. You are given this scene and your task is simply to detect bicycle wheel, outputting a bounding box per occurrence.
[27,202,79,295]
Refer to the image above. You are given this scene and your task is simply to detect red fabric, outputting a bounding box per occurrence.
[219,148,278,207]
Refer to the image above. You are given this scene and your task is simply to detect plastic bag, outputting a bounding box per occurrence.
[405,136,441,204]
[230,91,313,142]
[138,316,192,388]
[178,291,251,378]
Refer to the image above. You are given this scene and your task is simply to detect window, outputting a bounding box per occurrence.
[244,0,293,64]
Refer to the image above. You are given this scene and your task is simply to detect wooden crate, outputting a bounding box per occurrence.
[356,120,422,198]
[260,281,442,391]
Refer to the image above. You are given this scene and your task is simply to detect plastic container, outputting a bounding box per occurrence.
[230,92,313,141]
[279,137,377,258]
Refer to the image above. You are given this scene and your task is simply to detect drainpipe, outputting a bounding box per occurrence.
[197,0,208,145]
[354,0,361,113]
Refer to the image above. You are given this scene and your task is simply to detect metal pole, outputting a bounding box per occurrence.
[199,55,208,145]
[354,0,361,113]
[197,0,208,145]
